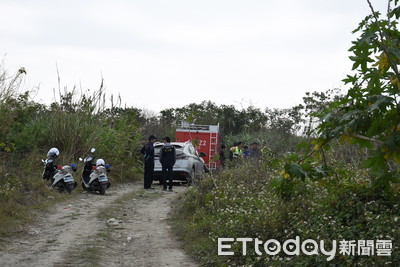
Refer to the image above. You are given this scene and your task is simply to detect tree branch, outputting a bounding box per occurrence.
[348,132,384,145]
[367,0,400,79]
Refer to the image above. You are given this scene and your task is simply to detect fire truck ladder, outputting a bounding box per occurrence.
[209,132,218,169]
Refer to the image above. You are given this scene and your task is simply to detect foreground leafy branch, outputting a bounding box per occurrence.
[272,1,400,198]
[314,0,400,190]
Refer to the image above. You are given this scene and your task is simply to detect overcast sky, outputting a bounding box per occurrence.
[0,0,389,113]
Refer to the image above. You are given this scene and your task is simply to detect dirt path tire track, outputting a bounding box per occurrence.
[0,183,197,267]
[102,187,197,267]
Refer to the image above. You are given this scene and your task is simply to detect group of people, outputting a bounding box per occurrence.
[140,135,176,192]
[219,141,261,167]
[141,135,262,190]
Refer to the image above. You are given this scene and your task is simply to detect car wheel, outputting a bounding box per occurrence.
[186,167,195,185]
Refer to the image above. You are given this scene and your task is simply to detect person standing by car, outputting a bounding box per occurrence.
[159,136,176,192]
[140,135,157,190]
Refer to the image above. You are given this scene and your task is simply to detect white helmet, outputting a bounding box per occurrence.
[47,147,60,157]
[96,159,105,167]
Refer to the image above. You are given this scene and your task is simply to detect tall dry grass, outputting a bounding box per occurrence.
[0,65,142,239]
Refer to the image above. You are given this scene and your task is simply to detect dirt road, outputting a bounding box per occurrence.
[0,183,198,267]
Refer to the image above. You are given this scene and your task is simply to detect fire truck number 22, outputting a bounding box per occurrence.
[198,140,207,146]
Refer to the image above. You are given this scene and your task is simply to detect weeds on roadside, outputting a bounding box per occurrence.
[173,154,400,266]
[0,65,143,238]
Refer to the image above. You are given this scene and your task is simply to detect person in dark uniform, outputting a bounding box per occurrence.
[250,142,261,161]
[219,144,226,168]
[140,135,157,189]
[159,136,176,192]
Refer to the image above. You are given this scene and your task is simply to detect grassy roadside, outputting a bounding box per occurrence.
[171,164,400,266]
[0,153,70,241]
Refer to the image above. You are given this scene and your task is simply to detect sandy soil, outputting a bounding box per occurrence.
[0,182,198,267]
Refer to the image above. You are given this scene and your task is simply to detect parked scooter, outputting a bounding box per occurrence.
[42,147,78,193]
[80,148,111,195]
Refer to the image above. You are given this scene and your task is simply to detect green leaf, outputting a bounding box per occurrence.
[285,163,307,181]
[359,30,377,45]
[392,5,400,19]
[363,149,386,174]
[384,132,400,150]
[313,165,332,179]
[340,110,361,123]
[342,75,358,84]
[367,95,394,112]
[284,153,300,161]
[270,159,281,169]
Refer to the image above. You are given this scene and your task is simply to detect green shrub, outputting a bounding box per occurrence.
[0,152,71,238]
[173,160,400,266]
[0,68,143,237]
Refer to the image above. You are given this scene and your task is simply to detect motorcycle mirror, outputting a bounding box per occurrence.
[90,148,96,153]
[79,158,83,162]
[41,159,45,163]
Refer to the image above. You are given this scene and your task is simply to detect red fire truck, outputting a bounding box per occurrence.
[175,122,220,170]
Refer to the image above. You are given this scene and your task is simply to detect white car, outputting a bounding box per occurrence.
[153,141,207,183]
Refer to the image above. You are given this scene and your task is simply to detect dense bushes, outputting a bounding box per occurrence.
[173,158,400,266]
[222,129,306,157]
[0,67,144,237]
[0,72,142,177]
